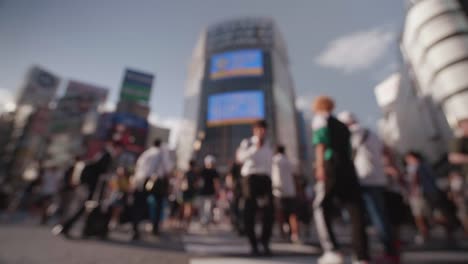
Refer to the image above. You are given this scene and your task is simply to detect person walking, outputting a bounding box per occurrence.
[237,120,274,256]
[405,151,458,244]
[199,155,220,228]
[338,111,399,263]
[448,118,468,235]
[311,96,369,264]
[449,118,468,181]
[131,139,168,240]
[57,156,82,221]
[181,160,198,229]
[227,160,244,235]
[108,166,132,230]
[38,162,62,225]
[53,141,122,237]
[272,145,299,243]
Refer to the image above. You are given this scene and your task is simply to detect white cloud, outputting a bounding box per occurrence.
[315,26,395,74]
[149,113,183,149]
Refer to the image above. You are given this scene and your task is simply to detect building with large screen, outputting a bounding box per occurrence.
[177,17,300,172]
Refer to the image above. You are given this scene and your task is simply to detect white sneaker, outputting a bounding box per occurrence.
[51,225,63,236]
[318,251,344,264]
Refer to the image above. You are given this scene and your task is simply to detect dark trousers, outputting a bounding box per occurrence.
[63,204,85,233]
[313,180,369,261]
[132,178,168,236]
[362,186,397,255]
[148,193,165,234]
[131,190,147,236]
[62,185,94,233]
[244,174,274,251]
[231,190,244,234]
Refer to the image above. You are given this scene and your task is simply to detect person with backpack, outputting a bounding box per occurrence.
[338,111,399,263]
[311,96,369,264]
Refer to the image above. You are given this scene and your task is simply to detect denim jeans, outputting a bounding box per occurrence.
[361,186,397,255]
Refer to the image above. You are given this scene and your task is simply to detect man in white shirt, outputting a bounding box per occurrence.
[272,145,299,243]
[131,139,168,240]
[338,111,399,263]
[236,120,274,256]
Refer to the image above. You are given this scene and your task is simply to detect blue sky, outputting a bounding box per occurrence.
[0,0,405,136]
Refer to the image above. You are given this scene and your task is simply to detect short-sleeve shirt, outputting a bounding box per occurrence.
[200,168,219,196]
[450,137,468,177]
[183,170,197,193]
[312,114,333,160]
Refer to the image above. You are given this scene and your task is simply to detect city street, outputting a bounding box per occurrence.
[1,216,468,264]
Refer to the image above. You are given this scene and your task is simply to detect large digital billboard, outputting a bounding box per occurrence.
[207,90,265,126]
[210,49,263,80]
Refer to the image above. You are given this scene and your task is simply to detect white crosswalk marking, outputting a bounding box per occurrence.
[190,257,315,264]
[184,223,322,264]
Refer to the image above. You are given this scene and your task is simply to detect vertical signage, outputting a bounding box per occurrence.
[119,69,154,104]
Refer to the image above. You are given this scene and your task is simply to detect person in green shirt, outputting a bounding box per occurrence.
[311,96,369,264]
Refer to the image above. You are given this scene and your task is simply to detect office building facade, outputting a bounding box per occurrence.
[177,17,300,172]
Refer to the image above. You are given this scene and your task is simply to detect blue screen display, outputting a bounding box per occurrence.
[210,49,263,80]
[207,90,265,126]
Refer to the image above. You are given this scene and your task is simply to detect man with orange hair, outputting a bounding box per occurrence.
[311,96,369,264]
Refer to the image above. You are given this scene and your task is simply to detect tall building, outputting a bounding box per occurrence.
[16,66,60,108]
[402,0,468,128]
[177,17,300,172]
[375,0,468,165]
[47,80,108,164]
[375,73,451,163]
[4,66,60,181]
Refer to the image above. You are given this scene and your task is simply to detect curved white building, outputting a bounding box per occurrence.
[402,0,468,127]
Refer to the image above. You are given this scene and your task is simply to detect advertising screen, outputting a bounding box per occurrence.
[207,90,265,126]
[210,49,263,80]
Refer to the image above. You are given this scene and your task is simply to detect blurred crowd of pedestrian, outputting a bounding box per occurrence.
[1,95,468,264]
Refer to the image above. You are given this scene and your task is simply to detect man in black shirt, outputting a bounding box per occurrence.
[199,155,220,227]
[311,96,369,264]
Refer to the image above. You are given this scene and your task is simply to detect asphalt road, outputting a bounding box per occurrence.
[1,217,468,264]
